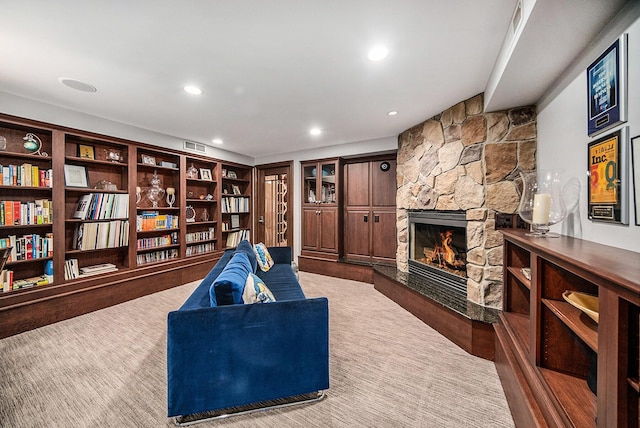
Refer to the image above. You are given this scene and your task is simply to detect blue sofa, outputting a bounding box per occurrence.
[167,243,329,419]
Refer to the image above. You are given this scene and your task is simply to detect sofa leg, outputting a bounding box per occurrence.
[172,391,327,426]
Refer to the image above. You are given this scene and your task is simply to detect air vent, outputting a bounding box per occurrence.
[184,141,206,153]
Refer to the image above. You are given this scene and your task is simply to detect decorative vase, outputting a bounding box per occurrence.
[517,169,567,237]
[146,170,165,208]
[166,187,176,207]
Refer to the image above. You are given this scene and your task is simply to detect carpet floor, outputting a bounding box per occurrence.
[0,271,514,427]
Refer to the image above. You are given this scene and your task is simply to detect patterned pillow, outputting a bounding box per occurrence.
[242,273,276,304]
[253,243,275,272]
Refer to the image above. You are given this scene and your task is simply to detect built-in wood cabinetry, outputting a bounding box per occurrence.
[496,229,640,427]
[300,158,340,260]
[343,157,396,263]
[0,114,252,338]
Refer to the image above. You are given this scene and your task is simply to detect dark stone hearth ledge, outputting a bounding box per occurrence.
[373,266,500,324]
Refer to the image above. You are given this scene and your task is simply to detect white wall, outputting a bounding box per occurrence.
[537,8,640,253]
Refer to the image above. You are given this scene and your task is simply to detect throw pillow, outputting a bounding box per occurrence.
[236,239,257,273]
[209,252,253,306]
[253,243,274,272]
[242,273,276,304]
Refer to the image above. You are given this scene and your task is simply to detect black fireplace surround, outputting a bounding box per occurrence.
[408,210,467,298]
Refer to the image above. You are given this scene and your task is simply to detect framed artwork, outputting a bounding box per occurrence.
[587,34,627,136]
[141,154,156,165]
[78,144,95,160]
[227,170,237,179]
[221,168,227,177]
[200,168,212,181]
[632,135,640,226]
[587,126,629,224]
[64,164,89,188]
[232,184,241,195]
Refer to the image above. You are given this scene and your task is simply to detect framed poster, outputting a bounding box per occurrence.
[77,144,95,160]
[587,127,629,224]
[587,34,627,136]
[632,135,640,226]
[64,164,89,188]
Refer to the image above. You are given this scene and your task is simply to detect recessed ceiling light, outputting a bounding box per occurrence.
[387,110,398,116]
[212,138,223,145]
[309,128,322,136]
[368,45,388,61]
[184,85,203,95]
[59,77,97,93]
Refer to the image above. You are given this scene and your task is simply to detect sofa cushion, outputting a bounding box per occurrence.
[235,240,257,273]
[253,243,275,272]
[256,264,306,301]
[242,273,276,303]
[209,252,253,306]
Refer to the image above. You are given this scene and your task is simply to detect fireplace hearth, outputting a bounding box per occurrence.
[408,210,467,297]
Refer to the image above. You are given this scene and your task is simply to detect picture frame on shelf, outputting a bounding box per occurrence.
[64,164,89,188]
[587,126,629,224]
[226,170,237,179]
[221,168,227,178]
[587,34,627,137]
[232,184,241,195]
[141,154,156,165]
[200,168,212,181]
[78,144,95,160]
[231,214,240,229]
[105,147,123,163]
[631,135,640,226]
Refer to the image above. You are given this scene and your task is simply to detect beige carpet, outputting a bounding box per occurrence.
[0,272,514,427]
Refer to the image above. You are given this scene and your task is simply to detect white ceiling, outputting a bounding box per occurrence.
[0,0,631,158]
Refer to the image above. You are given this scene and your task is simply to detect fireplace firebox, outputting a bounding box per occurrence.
[408,211,467,297]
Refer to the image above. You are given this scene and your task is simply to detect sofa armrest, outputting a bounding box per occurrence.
[167,297,329,417]
[267,246,292,264]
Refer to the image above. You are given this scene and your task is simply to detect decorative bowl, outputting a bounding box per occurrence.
[562,290,599,323]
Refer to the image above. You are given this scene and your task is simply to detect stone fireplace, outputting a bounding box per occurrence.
[396,93,536,309]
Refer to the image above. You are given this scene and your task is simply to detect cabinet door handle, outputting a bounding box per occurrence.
[363,215,368,222]
[374,215,380,222]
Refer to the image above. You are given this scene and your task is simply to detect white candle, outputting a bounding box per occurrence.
[532,193,551,224]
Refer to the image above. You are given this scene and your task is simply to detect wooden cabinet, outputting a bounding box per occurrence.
[184,156,218,257]
[343,158,396,263]
[301,158,340,259]
[496,229,640,427]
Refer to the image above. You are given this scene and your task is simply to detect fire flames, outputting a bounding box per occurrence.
[422,230,466,272]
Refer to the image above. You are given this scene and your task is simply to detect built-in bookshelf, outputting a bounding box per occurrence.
[0,113,253,338]
[220,163,251,249]
[184,156,218,257]
[0,120,54,291]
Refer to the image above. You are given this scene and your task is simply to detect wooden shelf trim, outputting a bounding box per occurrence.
[538,367,596,428]
[542,298,598,352]
[507,266,531,290]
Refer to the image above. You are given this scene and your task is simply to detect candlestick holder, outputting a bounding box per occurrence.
[166,187,176,207]
[517,169,567,238]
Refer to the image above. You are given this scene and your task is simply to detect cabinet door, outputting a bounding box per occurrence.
[319,207,338,252]
[302,208,319,250]
[344,210,370,257]
[371,210,396,259]
[371,159,396,206]
[345,162,370,207]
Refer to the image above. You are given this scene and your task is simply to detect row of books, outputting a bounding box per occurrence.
[73,193,129,220]
[186,242,215,256]
[136,248,179,265]
[0,199,52,226]
[225,229,250,248]
[136,211,179,231]
[186,228,215,243]
[0,163,52,187]
[1,233,53,262]
[64,260,119,280]
[1,270,50,292]
[136,232,178,250]
[221,196,249,213]
[74,220,130,251]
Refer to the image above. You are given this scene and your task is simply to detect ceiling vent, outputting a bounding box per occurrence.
[184,141,206,153]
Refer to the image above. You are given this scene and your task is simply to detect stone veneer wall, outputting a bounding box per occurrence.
[396,93,536,308]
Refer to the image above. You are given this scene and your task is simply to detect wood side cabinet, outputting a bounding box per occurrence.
[495,229,640,427]
[300,158,340,259]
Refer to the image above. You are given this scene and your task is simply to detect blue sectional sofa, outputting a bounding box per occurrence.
[167,242,329,419]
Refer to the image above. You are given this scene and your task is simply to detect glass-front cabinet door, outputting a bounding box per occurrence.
[303,159,337,205]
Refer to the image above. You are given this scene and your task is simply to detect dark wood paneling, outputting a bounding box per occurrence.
[371,210,396,259]
[345,162,369,207]
[319,207,338,252]
[371,159,396,206]
[298,256,373,283]
[302,208,319,251]
[344,210,370,257]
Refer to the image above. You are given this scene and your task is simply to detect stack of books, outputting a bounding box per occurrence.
[79,263,118,277]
